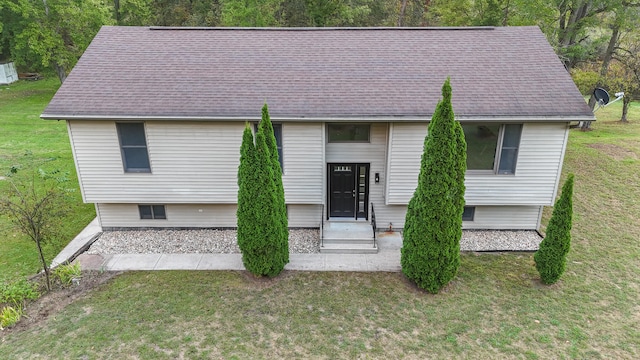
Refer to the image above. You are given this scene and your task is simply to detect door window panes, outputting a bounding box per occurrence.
[328,124,370,142]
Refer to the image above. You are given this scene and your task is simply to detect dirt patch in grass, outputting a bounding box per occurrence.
[2,271,120,336]
[587,143,638,161]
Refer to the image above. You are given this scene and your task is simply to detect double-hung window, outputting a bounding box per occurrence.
[116,122,151,173]
[462,123,522,175]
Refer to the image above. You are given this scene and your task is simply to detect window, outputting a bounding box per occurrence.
[497,124,522,175]
[273,124,283,171]
[461,123,522,175]
[254,123,283,171]
[328,124,370,142]
[139,205,166,219]
[462,206,475,221]
[117,123,150,173]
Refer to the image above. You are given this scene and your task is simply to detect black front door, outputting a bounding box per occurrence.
[328,163,369,219]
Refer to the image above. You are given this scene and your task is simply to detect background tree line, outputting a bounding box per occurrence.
[0,0,639,118]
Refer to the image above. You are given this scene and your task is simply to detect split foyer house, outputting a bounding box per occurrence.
[41,26,593,248]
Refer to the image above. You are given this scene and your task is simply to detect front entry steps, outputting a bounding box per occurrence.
[321,221,378,254]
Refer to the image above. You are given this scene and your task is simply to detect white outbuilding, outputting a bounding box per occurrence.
[0,62,18,84]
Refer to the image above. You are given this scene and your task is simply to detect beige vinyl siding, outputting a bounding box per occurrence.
[372,205,541,230]
[464,206,541,229]
[98,203,323,229]
[372,205,408,231]
[325,123,388,217]
[288,204,323,227]
[281,123,324,204]
[97,203,237,228]
[386,122,569,206]
[69,121,325,204]
[385,123,427,204]
[69,121,244,203]
[465,123,569,205]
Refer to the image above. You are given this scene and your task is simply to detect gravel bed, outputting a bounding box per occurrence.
[460,230,543,251]
[87,229,320,255]
[87,228,541,254]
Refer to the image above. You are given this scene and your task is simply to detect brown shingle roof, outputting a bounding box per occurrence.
[42,26,594,121]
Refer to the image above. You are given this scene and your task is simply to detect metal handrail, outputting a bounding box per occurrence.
[371,203,377,248]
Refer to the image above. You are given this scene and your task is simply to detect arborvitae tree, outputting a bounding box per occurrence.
[534,174,575,285]
[401,78,466,294]
[237,115,288,277]
[237,124,260,273]
[258,103,289,265]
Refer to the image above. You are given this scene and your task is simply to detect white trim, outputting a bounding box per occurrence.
[551,124,571,205]
[94,203,103,228]
[66,121,87,203]
[321,122,327,208]
[536,205,544,230]
[384,123,393,206]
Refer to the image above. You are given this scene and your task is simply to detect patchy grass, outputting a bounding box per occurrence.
[0,78,95,281]
[0,81,639,358]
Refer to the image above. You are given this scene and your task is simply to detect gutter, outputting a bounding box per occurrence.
[41,114,596,123]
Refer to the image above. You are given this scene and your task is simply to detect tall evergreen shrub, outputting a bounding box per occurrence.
[258,104,289,265]
[534,174,574,284]
[237,119,288,277]
[237,124,261,273]
[401,78,467,294]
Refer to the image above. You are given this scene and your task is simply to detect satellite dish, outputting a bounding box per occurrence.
[593,88,610,106]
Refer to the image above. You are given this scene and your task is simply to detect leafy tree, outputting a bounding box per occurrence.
[1,0,113,82]
[534,174,574,285]
[428,0,510,27]
[606,61,640,122]
[401,78,466,294]
[113,0,154,26]
[550,0,640,70]
[221,0,282,26]
[0,168,72,291]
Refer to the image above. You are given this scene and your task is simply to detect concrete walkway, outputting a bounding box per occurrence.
[64,219,403,272]
[51,218,102,268]
[75,250,401,272]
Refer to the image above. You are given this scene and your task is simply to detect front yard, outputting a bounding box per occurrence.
[1,80,639,358]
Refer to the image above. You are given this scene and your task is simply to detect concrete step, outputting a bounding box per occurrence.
[320,242,378,254]
[322,237,375,244]
[322,222,374,239]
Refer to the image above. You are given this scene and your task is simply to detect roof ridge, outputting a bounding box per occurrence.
[148,26,498,31]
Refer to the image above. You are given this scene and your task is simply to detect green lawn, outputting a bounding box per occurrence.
[0,78,95,282]
[1,83,639,358]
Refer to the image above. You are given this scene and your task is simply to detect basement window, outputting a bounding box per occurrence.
[462,206,475,221]
[139,205,166,220]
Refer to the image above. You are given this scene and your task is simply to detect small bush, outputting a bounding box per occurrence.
[53,263,81,286]
[0,305,23,329]
[0,279,40,307]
